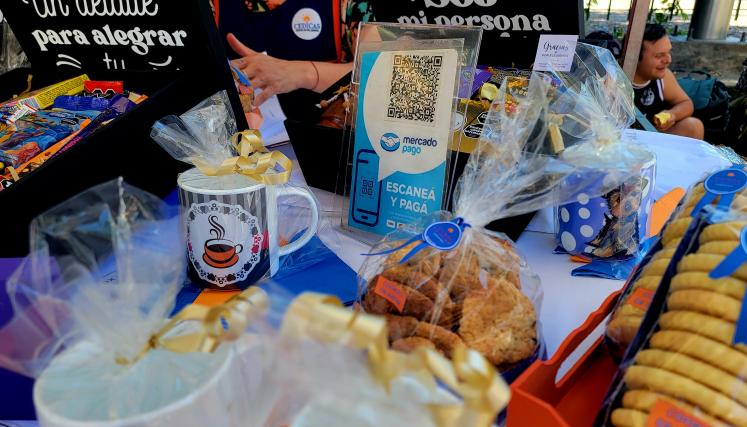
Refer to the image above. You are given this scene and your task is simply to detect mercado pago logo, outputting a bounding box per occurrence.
[379,132,400,152]
[379,132,438,156]
[292,8,322,40]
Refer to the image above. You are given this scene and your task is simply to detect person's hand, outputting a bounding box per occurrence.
[653,110,676,131]
[228,33,316,105]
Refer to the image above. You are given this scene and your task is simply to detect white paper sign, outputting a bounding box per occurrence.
[533,34,578,72]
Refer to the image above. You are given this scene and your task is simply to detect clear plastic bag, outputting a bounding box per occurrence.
[224,282,510,427]
[0,20,30,74]
[0,178,249,425]
[549,43,657,259]
[355,63,647,371]
[599,209,747,427]
[606,165,747,351]
[150,91,323,289]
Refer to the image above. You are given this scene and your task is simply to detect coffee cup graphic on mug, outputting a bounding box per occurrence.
[178,168,319,290]
[202,216,244,268]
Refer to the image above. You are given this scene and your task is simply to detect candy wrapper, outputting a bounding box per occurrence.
[606,165,747,352]
[550,44,656,260]
[0,178,255,426]
[151,91,322,290]
[597,208,747,427]
[356,65,646,377]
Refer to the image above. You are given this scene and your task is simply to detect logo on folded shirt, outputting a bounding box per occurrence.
[292,8,322,40]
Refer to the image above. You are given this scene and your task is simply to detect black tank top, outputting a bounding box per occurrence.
[633,79,668,123]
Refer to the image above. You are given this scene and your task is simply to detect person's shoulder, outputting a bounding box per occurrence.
[662,68,678,84]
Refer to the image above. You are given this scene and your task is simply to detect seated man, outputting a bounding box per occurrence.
[634,24,704,140]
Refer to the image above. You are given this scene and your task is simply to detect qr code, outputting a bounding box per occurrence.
[387,54,442,123]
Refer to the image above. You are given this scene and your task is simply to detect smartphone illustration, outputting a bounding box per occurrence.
[352,149,382,227]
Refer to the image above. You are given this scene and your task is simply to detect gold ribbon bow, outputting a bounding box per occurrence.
[192,129,292,185]
[281,293,510,427]
[130,289,508,426]
[116,287,269,365]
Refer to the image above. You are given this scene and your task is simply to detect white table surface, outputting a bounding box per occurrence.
[294,129,732,359]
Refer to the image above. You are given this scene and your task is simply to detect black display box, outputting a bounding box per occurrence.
[0,0,247,257]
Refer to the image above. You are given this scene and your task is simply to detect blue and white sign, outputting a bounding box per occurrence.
[349,49,459,235]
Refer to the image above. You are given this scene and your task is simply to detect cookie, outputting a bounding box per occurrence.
[635,349,747,407]
[664,237,682,249]
[607,314,644,346]
[363,276,436,321]
[667,290,741,322]
[391,337,437,354]
[386,241,441,277]
[631,275,662,291]
[439,247,483,303]
[662,217,693,246]
[670,272,747,300]
[678,253,747,281]
[659,311,736,346]
[652,247,677,260]
[616,304,647,318]
[458,277,537,365]
[622,390,730,427]
[381,266,455,326]
[640,258,671,277]
[698,240,740,256]
[610,408,648,427]
[649,330,747,379]
[624,365,747,427]
[385,315,464,358]
[699,222,747,245]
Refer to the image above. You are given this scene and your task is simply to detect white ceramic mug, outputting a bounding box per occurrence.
[177,168,319,290]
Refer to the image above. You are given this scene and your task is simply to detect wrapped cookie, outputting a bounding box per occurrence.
[606,165,747,352]
[0,179,260,426]
[229,284,510,427]
[598,211,747,427]
[357,70,642,376]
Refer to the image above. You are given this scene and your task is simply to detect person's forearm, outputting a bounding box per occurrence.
[668,99,694,122]
[308,62,354,93]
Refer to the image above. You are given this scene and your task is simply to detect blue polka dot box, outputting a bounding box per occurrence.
[557,159,656,259]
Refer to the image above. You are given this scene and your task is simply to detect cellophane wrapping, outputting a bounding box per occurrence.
[0,179,245,424]
[600,209,747,427]
[355,51,653,371]
[150,91,329,282]
[228,282,508,427]
[551,43,657,258]
[606,165,747,351]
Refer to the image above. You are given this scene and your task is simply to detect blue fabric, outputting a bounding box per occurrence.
[173,234,358,314]
[569,238,655,280]
[0,258,36,420]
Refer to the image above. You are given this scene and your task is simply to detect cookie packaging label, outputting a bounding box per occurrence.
[692,167,747,216]
[626,288,654,312]
[373,276,406,313]
[647,399,712,427]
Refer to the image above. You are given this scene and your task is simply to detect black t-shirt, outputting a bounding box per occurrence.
[633,79,668,123]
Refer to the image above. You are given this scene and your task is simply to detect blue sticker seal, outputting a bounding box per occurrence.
[692,167,747,217]
[423,221,463,251]
[364,217,471,263]
[710,224,747,345]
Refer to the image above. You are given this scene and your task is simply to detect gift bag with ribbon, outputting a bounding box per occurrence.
[355,67,643,377]
[194,281,511,427]
[0,178,266,426]
[150,91,322,291]
[550,44,657,263]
